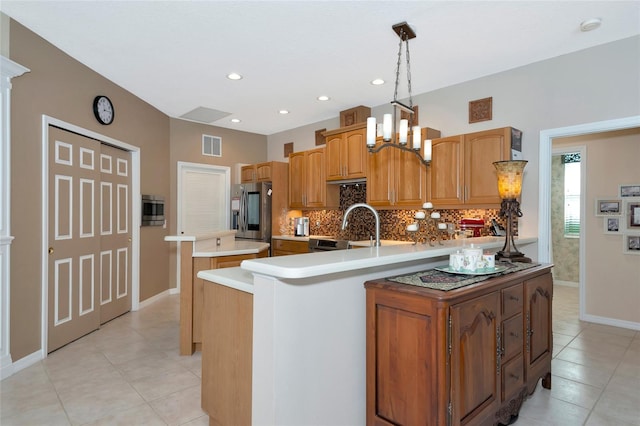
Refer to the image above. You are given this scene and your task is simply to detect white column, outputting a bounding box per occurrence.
[0,55,30,380]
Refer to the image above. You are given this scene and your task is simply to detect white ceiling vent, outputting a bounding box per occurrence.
[202,134,222,157]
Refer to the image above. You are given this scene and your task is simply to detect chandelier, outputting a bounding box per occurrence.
[365,22,432,167]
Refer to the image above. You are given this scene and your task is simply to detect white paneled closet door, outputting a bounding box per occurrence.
[99,144,132,324]
[47,127,132,352]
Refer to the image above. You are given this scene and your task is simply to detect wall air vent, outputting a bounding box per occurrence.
[202,135,222,157]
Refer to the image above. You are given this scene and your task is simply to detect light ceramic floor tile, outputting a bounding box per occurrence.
[81,402,167,426]
[149,384,206,426]
[555,347,622,374]
[129,367,200,402]
[180,414,210,426]
[518,387,591,425]
[592,384,640,425]
[548,375,603,410]
[551,358,613,388]
[584,410,640,426]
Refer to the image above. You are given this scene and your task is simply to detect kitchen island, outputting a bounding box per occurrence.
[197,236,538,425]
[164,231,269,355]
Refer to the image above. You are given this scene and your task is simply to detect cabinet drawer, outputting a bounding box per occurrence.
[501,354,524,402]
[502,313,523,361]
[502,283,523,318]
[272,239,308,254]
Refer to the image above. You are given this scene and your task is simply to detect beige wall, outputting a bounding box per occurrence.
[167,118,268,288]
[8,19,173,360]
[554,129,640,324]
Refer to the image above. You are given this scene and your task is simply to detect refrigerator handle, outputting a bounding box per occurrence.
[239,189,247,232]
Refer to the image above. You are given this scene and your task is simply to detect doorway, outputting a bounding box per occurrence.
[538,115,640,322]
[42,116,141,355]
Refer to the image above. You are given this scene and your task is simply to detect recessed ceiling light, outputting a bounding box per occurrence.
[279,110,289,115]
[580,18,602,32]
[371,79,385,85]
[227,72,243,80]
[317,95,330,101]
[230,118,241,123]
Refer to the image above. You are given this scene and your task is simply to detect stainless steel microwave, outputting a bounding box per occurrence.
[141,194,165,226]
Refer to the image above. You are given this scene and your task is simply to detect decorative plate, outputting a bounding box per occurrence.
[434,265,508,276]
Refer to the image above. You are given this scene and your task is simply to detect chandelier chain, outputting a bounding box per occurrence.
[393,30,403,104]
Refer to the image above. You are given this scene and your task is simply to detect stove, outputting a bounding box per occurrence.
[308,237,350,252]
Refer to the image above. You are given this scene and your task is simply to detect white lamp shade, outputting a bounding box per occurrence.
[366,117,376,146]
[383,114,392,141]
[399,119,408,144]
[424,139,432,161]
[412,126,421,149]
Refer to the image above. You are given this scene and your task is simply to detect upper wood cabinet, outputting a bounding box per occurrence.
[241,161,283,183]
[431,127,520,208]
[324,124,368,181]
[367,128,438,209]
[289,147,338,209]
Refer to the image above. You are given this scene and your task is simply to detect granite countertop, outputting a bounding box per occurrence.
[271,235,334,242]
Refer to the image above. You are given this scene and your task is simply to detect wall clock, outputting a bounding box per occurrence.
[93,95,114,125]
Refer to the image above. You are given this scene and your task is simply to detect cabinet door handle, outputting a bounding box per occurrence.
[509,295,520,301]
[509,373,520,381]
[510,331,520,338]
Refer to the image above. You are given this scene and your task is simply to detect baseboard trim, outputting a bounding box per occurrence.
[169,287,180,295]
[1,350,43,381]
[582,313,640,332]
[0,353,13,380]
[138,289,171,310]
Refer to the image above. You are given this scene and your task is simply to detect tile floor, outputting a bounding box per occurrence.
[1,286,639,425]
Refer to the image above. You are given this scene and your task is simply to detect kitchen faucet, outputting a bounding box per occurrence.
[341,203,381,247]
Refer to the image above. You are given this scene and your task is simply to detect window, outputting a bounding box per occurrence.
[563,153,581,237]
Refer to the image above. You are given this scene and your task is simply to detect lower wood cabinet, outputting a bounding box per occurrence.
[271,238,309,256]
[364,264,552,426]
[180,249,267,355]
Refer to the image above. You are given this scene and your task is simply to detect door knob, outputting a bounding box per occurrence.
[48,247,54,255]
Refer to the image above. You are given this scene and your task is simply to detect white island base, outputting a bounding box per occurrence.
[197,237,537,425]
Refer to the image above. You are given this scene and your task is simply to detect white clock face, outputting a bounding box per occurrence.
[94,96,114,124]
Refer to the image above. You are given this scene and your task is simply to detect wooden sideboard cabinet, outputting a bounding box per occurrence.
[364,264,552,426]
[431,127,522,208]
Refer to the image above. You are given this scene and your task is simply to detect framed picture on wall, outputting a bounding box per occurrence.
[595,198,622,216]
[622,198,640,232]
[604,216,621,234]
[622,233,640,255]
[619,184,640,198]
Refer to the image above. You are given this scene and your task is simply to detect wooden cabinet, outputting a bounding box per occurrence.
[202,282,253,425]
[180,249,267,355]
[324,124,368,181]
[366,137,429,209]
[365,264,552,425]
[271,238,309,256]
[431,127,521,208]
[367,128,439,209]
[241,161,281,183]
[289,147,338,209]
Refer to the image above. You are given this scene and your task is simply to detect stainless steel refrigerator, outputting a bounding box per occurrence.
[231,182,272,242]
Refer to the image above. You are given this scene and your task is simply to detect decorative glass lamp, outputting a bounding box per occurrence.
[493,160,531,263]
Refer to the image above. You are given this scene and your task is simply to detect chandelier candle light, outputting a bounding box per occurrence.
[493,160,531,263]
[366,22,432,167]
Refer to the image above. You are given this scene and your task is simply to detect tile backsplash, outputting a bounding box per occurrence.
[281,183,519,241]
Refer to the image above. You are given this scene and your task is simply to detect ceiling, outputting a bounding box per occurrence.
[2,1,639,136]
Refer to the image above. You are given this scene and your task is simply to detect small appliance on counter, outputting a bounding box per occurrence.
[459,218,485,238]
[294,217,310,237]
